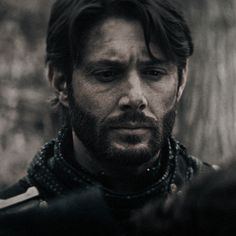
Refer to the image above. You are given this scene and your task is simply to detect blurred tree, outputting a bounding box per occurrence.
[0,0,55,187]
[175,0,236,163]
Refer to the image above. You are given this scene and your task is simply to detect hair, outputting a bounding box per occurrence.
[46,0,194,123]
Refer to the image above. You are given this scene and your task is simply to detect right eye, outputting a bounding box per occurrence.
[93,70,120,82]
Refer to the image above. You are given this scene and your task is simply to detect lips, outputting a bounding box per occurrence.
[108,123,152,137]
[109,122,153,129]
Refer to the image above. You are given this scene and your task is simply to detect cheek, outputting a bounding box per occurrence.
[72,77,117,117]
[146,77,178,115]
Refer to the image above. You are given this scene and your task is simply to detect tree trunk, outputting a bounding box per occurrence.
[175,0,236,163]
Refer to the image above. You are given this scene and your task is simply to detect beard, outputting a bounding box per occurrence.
[68,94,176,167]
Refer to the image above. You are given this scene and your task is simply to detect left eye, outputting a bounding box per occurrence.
[142,70,165,80]
[143,70,161,76]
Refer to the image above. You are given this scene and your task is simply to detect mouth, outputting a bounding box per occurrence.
[112,128,150,135]
[108,123,152,136]
[109,123,153,129]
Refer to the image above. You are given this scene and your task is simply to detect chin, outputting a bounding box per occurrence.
[102,143,157,167]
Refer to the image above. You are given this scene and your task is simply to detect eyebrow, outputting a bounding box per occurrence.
[83,60,126,72]
[139,59,171,67]
[82,58,170,72]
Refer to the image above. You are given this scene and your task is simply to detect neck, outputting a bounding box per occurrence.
[72,131,166,193]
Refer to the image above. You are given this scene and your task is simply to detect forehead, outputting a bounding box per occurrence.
[82,17,165,63]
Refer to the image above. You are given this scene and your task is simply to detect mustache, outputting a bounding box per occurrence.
[102,111,158,128]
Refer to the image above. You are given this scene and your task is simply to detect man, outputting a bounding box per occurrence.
[0,0,213,233]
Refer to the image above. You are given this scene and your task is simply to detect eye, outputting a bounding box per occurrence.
[93,70,120,82]
[141,69,166,81]
[143,70,161,76]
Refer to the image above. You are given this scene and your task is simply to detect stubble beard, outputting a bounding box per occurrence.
[68,94,176,167]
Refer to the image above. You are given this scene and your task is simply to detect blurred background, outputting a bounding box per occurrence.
[1,0,236,188]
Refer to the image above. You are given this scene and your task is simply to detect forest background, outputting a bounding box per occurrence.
[1,0,236,187]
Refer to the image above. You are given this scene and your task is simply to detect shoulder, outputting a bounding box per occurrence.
[177,148,216,180]
[173,140,216,184]
[0,177,47,213]
[186,155,217,175]
[0,177,32,199]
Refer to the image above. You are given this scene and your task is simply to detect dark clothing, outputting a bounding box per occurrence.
[0,186,119,236]
[0,127,213,234]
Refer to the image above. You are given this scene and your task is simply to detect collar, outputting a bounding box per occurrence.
[28,127,182,208]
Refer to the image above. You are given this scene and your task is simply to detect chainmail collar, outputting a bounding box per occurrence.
[28,127,184,208]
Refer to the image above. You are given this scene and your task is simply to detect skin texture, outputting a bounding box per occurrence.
[50,17,188,192]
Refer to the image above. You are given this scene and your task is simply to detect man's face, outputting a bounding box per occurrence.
[69,18,180,167]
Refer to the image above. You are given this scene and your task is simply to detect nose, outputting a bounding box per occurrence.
[118,71,148,112]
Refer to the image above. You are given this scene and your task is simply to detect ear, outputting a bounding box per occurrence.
[47,63,69,107]
[177,61,189,102]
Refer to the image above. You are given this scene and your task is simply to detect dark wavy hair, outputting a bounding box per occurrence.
[46,0,194,123]
[46,0,193,79]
